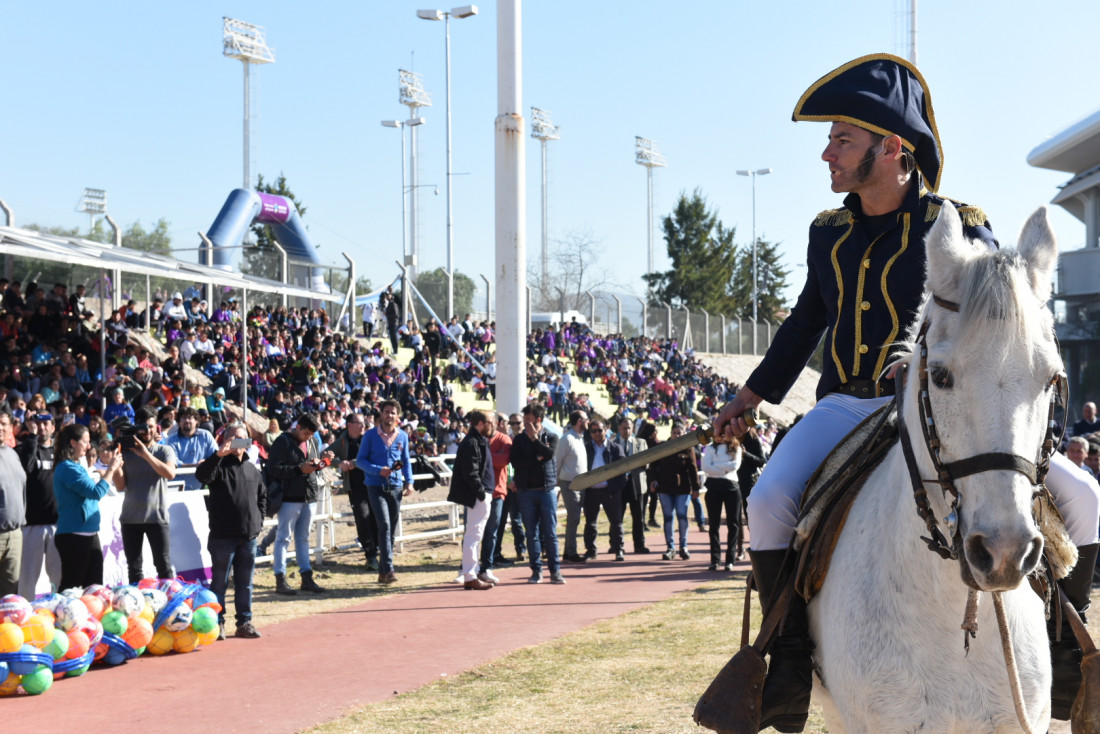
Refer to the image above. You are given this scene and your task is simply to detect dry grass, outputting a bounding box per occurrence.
[301,571,830,734]
[247,491,1095,734]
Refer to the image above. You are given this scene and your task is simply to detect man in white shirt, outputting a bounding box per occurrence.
[553,410,588,563]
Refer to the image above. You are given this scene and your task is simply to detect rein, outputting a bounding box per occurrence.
[896,293,1063,734]
[896,294,1060,567]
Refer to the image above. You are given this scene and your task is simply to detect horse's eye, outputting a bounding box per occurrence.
[930,365,953,389]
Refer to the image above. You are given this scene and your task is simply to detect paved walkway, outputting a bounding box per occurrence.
[9,528,743,732]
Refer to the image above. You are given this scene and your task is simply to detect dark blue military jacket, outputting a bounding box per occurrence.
[746,183,996,403]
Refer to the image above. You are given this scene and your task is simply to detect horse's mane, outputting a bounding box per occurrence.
[896,247,1050,369]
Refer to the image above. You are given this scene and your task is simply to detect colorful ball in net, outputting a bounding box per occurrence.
[189,587,220,612]
[64,629,90,660]
[83,584,113,608]
[0,595,33,625]
[138,604,155,624]
[122,617,153,650]
[53,596,90,632]
[0,672,20,697]
[80,594,105,621]
[80,617,103,648]
[101,610,128,637]
[31,593,64,617]
[190,606,218,635]
[157,578,183,597]
[64,663,90,678]
[196,628,218,646]
[163,603,193,632]
[10,643,44,675]
[44,627,69,660]
[20,665,52,695]
[20,614,53,650]
[0,622,24,653]
[146,628,174,656]
[172,628,200,653]
[111,586,145,618]
[141,588,168,614]
[137,578,159,591]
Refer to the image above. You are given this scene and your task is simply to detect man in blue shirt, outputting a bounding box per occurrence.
[164,406,218,490]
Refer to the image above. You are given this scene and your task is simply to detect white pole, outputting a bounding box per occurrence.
[445,12,455,320]
[541,137,548,285]
[243,62,250,190]
[400,124,409,279]
[410,114,421,282]
[910,0,918,65]
[495,0,526,416]
[646,166,654,277]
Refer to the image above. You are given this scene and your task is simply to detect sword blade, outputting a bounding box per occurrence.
[569,426,713,491]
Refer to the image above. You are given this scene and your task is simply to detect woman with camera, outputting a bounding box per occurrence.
[355,400,414,585]
[53,422,124,589]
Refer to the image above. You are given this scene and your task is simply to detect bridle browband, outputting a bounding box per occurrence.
[896,294,1061,566]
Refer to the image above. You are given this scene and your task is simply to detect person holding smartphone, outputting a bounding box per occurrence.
[266,412,332,595]
[355,400,413,585]
[116,406,177,583]
[195,424,265,640]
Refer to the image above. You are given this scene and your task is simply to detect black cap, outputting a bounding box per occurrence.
[792,53,943,192]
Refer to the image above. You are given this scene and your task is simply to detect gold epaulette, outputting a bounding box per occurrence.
[924,200,988,227]
[813,208,853,227]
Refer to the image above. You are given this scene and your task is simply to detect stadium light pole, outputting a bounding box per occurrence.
[418,5,478,320]
[736,168,772,325]
[531,107,560,287]
[635,137,667,283]
[399,69,432,282]
[223,18,276,191]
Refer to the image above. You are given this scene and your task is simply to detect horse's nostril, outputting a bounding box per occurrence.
[1021,537,1043,574]
[965,534,994,575]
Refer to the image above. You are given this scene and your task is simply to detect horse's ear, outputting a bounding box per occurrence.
[1016,206,1057,303]
[924,201,973,297]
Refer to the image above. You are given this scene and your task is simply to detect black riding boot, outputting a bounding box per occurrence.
[752,549,814,734]
[1050,542,1097,721]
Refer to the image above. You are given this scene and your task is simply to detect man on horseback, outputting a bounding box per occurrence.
[711,53,1100,732]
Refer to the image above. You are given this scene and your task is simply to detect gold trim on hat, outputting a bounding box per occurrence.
[792,52,943,192]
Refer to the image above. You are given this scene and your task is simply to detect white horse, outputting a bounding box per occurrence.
[812,203,1061,733]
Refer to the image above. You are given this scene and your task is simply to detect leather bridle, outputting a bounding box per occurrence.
[895,294,1062,567]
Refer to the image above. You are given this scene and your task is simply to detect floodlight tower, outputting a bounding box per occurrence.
[531,107,560,286]
[223,17,276,191]
[399,69,432,281]
[635,136,667,279]
[76,188,107,234]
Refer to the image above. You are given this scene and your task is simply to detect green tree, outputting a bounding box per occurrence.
[643,189,740,314]
[246,173,305,281]
[121,218,172,257]
[729,238,790,322]
[414,268,475,322]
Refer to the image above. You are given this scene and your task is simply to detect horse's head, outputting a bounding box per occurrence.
[906,202,1062,591]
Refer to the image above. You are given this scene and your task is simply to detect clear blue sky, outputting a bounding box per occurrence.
[4,1,1097,307]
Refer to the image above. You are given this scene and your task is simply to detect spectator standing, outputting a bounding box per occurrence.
[384,293,400,355]
[553,409,589,563]
[582,418,627,561]
[326,413,379,572]
[17,413,60,597]
[650,420,700,560]
[612,418,651,554]
[195,423,265,640]
[266,413,330,595]
[701,439,743,571]
[480,413,516,574]
[0,412,25,595]
[117,406,177,583]
[1072,401,1100,438]
[448,410,495,590]
[510,403,565,584]
[355,400,414,585]
[164,406,219,490]
[53,423,123,589]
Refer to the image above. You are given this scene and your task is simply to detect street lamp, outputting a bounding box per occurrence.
[223,18,276,191]
[736,168,772,331]
[418,4,478,320]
